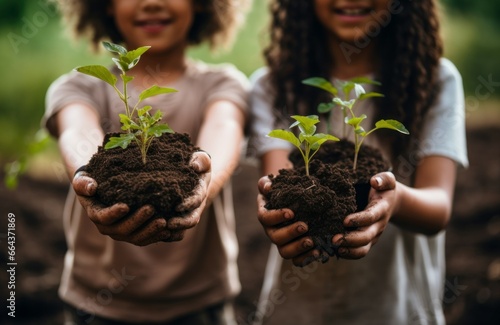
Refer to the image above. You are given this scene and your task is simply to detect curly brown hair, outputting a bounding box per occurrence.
[52,0,251,51]
[264,0,443,158]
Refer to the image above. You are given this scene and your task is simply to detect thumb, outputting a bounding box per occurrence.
[73,173,98,197]
[370,171,396,191]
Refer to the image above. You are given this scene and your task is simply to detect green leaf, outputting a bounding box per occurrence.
[148,124,174,137]
[75,65,117,87]
[267,129,301,148]
[348,77,382,86]
[119,113,132,122]
[127,58,140,70]
[317,102,336,113]
[139,85,178,101]
[290,115,319,136]
[122,46,150,63]
[333,98,355,109]
[374,119,410,134]
[359,92,384,100]
[345,114,367,129]
[112,58,129,72]
[121,74,134,84]
[105,133,135,149]
[102,41,127,55]
[303,133,339,147]
[302,77,338,96]
[152,110,163,122]
[353,83,366,98]
[138,105,152,117]
[342,82,355,97]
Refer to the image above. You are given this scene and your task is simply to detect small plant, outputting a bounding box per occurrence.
[75,41,177,164]
[267,115,339,176]
[302,77,409,170]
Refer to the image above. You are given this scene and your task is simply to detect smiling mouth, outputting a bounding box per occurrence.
[135,19,171,27]
[334,8,372,16]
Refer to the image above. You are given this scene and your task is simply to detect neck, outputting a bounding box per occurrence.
[328,36,378,80]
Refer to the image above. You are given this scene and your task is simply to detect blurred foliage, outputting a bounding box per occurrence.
[0,0,25,27]
[441,0,500,27]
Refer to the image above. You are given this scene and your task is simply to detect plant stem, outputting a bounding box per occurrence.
[353,134,359,171]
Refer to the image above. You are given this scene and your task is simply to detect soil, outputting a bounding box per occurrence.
[0,125,499,325]
[265,140,389,256]
[86,132,200,214]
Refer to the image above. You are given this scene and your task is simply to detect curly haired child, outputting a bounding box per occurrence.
[43,0,251,324]
[248,0,468,324]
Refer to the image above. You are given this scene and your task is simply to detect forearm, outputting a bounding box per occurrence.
[53,104,104,179]
[391,183,453,235]
[58,128,104,178]
[197,101,245,201]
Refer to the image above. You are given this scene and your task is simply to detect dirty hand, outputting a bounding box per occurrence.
[331,171,397,259]
[257,176,320,267]
[166,151,212,241]
[71,151,211,245]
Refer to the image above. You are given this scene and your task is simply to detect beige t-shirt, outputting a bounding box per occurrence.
[44,59,249,322]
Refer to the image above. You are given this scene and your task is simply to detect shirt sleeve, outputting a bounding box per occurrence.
[246,67,293,158]
[416,58,469,168]
[202,63,250,116]
[42,70,107,135]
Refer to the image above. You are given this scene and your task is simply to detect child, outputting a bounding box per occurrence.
[43,0,250,324]
[249,0,468,324]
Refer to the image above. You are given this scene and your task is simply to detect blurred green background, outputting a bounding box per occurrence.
[0,0,499,165]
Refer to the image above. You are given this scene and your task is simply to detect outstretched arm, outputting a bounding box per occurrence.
[52,103,211,245]
[196,99,246,203]
[332,156,457,259]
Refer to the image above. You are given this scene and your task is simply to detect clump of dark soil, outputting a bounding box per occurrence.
[265,140,389,256]
[86,132,200,215]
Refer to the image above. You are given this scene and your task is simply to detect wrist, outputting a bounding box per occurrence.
[73,165,87,178]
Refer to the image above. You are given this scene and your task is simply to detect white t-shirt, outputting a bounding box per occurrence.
[248,58,468,325]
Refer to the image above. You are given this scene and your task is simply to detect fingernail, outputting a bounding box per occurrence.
[375,176,382,186]
[284,211,292,220]
[86,182,96,194]
[303,239,313,249]
[338,248,347,255]
[298,225,307,233]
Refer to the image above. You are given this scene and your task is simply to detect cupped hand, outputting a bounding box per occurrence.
[331,171,397,259]
[72,151,212,246]
[166,150,212,241]
[257,176,322,267]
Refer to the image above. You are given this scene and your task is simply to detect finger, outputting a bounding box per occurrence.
[333,226,379,249]
[176,181,206,212]
[276,235,315,259]
[257,176,272,195]
[167,209,201,230]
[257,196,294,227]
[344,200,389,228]
[123,217,170,246]
[98,205,156,236]
[336,243,373,260]
[370,171,396,191]
[268,221,308,246]
[73,174,97,196]
[77,196,130,226]
[190,151,211,174]
[291,249,323,267]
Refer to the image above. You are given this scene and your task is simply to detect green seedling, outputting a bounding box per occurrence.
[302,77,409,170]
[75,41,177,164]
[268,115,339,176]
